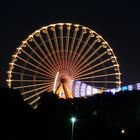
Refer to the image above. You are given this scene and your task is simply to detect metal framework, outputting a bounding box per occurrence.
[7,23,121,108]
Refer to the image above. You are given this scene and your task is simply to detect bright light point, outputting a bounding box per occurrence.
[7,71,11,74]
[74,24,79,27]
[58,23,64,26]
[71,117,76,123]
[12,54,17,58]
[115,73,121,75]
[16,47,22,51]
[6,79,12,82]
[35,30,39,33]
[82,27,86,30]
[121,128,125,134]
[66,23,72,26]
[29,35,33,38]
[50,24,55,27]
[116,81,121,84]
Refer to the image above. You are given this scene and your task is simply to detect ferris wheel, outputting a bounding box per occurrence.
[7,23,121,108]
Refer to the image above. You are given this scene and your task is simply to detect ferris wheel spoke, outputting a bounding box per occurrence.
[22,84,51,96]
[29,86,53,106]
[24,86,52,101]
[12,79,53,83]
[80,80,118,84]
[71,34,91,70]
[67,26,78,68]
[13,82,49,89]
[74,58,112,78]
[29,96,40,106]
[70,38,99,72]
[59,24,65,68]
[75,73,119,81]
[71,44,104,75]
[12,63,54,78]
[73,50,107,77]
[72,43,103,74]
[65,24,71,67]
[16,57,54,77]
[50,26,62,67]
[45,30,60,70]
[75,65,117,78]
[26,43,56,75]
[38,33,59,71]
[17,56,55,77]
[32,38,57,72]
[33,104,38,109]
[21,49,45,69]
[21,49,54,75]
[11,71,50,79]
[70,29,85,66]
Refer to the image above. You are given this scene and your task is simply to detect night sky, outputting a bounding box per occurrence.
[0,0,140,87]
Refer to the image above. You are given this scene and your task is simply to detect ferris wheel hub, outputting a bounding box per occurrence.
[53,71,73,98]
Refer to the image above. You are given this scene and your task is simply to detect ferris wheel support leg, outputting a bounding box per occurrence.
[55,83,63,97]
[62,83,73,99]
[55,83,73,99]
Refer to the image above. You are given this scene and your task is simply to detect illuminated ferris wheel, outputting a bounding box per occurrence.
[7,23,121,108]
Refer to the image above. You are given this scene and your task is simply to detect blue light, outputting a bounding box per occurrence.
[137,83,140,90]
[74,81,81,97]
[122,86,128,91]
[80,83,86,97]
[87,85,92,96]
[128,85,133,91]
[110,88,116,95]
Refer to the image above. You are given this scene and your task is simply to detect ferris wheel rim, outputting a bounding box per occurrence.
[7,22,121,108]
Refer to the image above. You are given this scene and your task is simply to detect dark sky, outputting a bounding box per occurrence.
[0,0,140,87]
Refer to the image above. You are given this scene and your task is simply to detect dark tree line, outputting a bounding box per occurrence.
[0,87,140,140]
